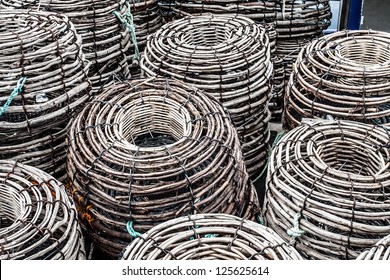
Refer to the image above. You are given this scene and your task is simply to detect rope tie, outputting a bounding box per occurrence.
[287,213,305,241]
[126,221,142,238]
[113,2,140,64]
[0,77,27,117]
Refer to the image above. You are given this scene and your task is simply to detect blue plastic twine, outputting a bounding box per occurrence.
[113,2,140,63]
[0,77,27,117]
[287,213,305,241]
[126,221,143,238]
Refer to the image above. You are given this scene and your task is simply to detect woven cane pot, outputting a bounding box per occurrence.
[1,0,163,91]
[0,160,86,260]
[156,1,283,119]
[67,78,261,258]
[284,30,390,131]
[264,120,390,260]
[0,10,90,180]
[121,213,303,260]
[141,14,273,177]
[272,0,332,90]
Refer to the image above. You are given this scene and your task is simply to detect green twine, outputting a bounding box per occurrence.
[0,77,27,117]
[204,234,217,238]
[287,213,305,240]
[256,214,264,225]
[189,225,199,241]
[126,221,143,238]
[253,131,285,183]
[113,2,140,64]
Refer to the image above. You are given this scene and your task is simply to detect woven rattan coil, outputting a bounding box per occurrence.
[271,0,331,39]
[160,0,285,120]
[0,160,86,260]
[160,1,284,120]
[264,120,390,260]
[271,0,332,95]
[357,234,390,260]
[161,0,285,120]
[1,0,163,92]
[121,213,303,260]
[67,77,261,258]
[141,14,273,177]
[284,30,390,131]
[0,10,91,180]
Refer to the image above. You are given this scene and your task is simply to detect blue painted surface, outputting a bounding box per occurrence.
[348,0,363,30]
[329,0,340,31]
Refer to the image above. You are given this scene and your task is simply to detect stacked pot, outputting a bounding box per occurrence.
[67,78,261,258]
[0,10,91,180]
[264,120,390,259]
[1,0,164,88]
[284,30,390,131]
[0,160,86,260]
[141,14,273,177]
[272,0,332,85]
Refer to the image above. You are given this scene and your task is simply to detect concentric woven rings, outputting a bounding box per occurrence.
[121,213,303,260]
[264,119,390,259]
[0,160,86,260]
[67,77,260,258]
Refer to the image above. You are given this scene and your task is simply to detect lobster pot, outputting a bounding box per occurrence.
[121,214,303,260]
[0,10,91,181]
[357,235,390,260]
[283,30,390,131]
[141,15,273,177]
[264,120,390,260]
[159,1,284,120]
[130,0,163,48]
[272,0,332,85]
[1,0,163,92]
[67,78,261,258]
[0,160,86,260]
[272,0,331,39]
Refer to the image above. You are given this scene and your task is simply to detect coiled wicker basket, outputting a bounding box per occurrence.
[121,213,303,260]
[160,0,284,120]
[67,77,260,258]
[0,10,91,181]
[273,0,332,87]
[264,120,390,260]
[284,30,390,131]
[357,235,390,260]
[1,0,163,90]
[272,0,331,39]
[141,14,273,177]
[0,160,86,260]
